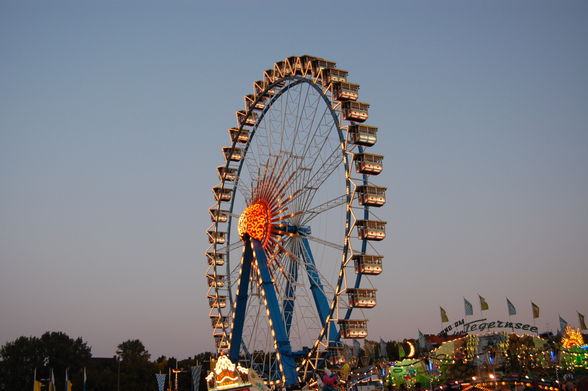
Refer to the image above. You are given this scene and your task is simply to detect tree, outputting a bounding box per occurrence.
[41,331,92,388]
[0,336,45,390]
[117,339,156,391]
[118,339,150,363]
[0,332,91,391]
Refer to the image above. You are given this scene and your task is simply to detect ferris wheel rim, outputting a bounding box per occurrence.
[221,76,356,355]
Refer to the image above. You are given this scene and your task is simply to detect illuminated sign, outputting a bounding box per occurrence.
[439,318,538,335]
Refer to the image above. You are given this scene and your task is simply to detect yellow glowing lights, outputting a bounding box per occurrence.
[238,202,271,244]
[561,325,584,348]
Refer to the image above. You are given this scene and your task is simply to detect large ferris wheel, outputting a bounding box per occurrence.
[205,55,387,387]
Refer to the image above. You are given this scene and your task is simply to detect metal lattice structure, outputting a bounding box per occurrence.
[205,55,387,387]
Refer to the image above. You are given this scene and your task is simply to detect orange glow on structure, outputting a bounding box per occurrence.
[561,325,584,348]
[238,202,271,244]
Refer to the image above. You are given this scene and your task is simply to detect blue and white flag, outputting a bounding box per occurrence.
[379,339,387,358]
[191,366,202,391]
[559,316,568,332]
[506,298,517,316]
[155,373,166,391]
[464,298,473,316]
[50,369,55,391]
[353,339,360,358]
[418,330,426,350]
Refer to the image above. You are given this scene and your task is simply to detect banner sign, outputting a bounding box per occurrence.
[191,366,202,391]
[155,373,166,391]
[439,318,539,336]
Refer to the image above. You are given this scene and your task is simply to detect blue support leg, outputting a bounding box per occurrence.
[229,236,254,363]
[251,239,299,386]
[300,236,340,342]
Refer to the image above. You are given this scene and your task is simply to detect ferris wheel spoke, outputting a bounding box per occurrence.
[216,240,244,254]
[305,234,345,252]
[299,194,347,225]
[296,133,343,212]
[287,83,315,162]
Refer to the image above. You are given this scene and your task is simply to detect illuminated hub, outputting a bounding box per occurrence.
[238,202,271,243]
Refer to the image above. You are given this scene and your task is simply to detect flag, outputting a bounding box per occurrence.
[532,302,540,319]
[579,312,587,330]
[83,367,87,391]
[49,369,56,391]
[155,373,167,391]
[33,368,42,391]
[418,330,426,350]
[191,366,201,391]
[479,295,489,311]
[440,307,449,323]
[559,316,568,332]
[380,339,387,358]
[464,298,473,316]
[506,298,516,316]
[65,368,72,391]
[353,339,360,358]
[398,343,406,359]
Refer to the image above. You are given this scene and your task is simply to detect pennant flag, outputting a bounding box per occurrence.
[83,368,87,391]
[65,368,72,391]
[353,339,360,358]
[479,295,489,311]
[155,373,167,391]
[418,330,426,350]
[398,343,406,359]
[506,298,516,316]
[380,339,387,358]
[191,366,201,391]
[49,369,56,391]
[440,307,449,323]
[579,312,587,330]
[559,316,568,332]
[532,302,540,319]
[464,298,473,316]
[33,368,42,391]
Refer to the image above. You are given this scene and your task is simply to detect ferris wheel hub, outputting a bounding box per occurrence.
[237,202,271,243]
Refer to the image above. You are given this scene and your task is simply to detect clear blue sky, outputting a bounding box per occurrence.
[1,0,587,359]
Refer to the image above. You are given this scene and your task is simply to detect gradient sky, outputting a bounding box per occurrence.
[1,0,587,359]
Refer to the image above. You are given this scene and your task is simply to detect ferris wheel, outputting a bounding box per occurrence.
[205,56,387,387]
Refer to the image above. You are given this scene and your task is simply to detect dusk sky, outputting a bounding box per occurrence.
[1,1,587,359]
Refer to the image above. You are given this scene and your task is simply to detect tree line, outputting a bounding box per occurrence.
[0,331,419,391]
[0,331,212,391]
